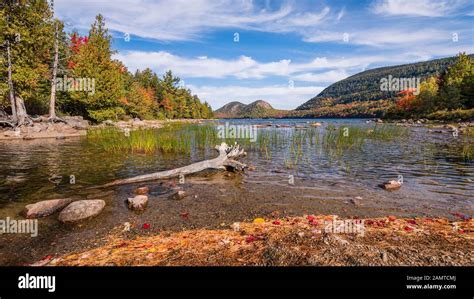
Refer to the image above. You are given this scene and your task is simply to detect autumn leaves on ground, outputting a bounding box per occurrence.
[38,214,473,266]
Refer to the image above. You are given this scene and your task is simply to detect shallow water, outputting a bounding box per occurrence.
[0,118,472,265]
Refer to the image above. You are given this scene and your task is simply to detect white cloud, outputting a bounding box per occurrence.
[292,70,349,83]
[187,84,324,110]
[371,0,468,17]
[304,29,447,46]
[114,50,422,81]
[336,8,346,22]
[55,0,334,41]
[114,49,446,83]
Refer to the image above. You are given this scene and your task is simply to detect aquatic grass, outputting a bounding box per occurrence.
[86,123,413,171]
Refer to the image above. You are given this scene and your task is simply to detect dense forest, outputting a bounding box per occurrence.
[296,54,473,120]
[0,0,213,125]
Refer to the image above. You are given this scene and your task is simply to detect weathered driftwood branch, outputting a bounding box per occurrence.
[102,143,247,187]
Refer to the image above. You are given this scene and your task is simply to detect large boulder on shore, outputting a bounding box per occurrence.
[58,200,105,223]
[22,198,73,219]
[63,116,89,130]
[127,195,148,211]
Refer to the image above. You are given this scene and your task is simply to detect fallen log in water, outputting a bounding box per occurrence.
[102,142,247,187]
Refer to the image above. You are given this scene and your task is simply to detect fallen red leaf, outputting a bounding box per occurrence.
[306,215,315,222]
[450,212,469,220]
[180,212,189,218]
[245,235,256,243]
[114,242,128,248]
[388,216,396,222]
[404,226,413,232]
[272,220,281,225]
[142,223,150,229]
[407,219,417,225]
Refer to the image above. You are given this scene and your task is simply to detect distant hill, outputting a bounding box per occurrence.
[215,100,287,118]
[214,101,247,118]
[295,55,470,117]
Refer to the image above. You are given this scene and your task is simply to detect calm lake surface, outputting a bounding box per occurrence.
[0,118,472,264]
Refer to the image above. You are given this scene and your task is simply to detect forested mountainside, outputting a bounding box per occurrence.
[297,55,470,111]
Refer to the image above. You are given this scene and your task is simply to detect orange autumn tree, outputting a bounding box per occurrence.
[124,82,158,120]
[395,88,419,112]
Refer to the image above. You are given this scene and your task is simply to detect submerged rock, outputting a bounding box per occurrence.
[133,186,149,195]
[379,180,402,191]
[22,198,73,219]
[169,190,186,200]
[127,195,148,211]
[58,200,106,223]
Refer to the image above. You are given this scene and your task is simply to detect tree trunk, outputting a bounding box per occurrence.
[6,40,17,122]
[15,95,31,126]
[102,143,247,187]
[49,22,59,120]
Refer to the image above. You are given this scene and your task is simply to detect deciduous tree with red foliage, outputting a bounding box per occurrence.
[68,33,88,69]
[395,89,418,112]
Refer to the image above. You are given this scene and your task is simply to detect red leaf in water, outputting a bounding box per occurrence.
[245,235,256,243]
[142,223,150,229]
[272,220,281,225]
[403,226,413,232]
[450,212,468,220]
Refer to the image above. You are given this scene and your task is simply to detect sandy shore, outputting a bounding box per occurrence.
[37,214,473,266]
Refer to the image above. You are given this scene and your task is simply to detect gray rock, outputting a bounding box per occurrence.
[22,198,73,219]
[127,195,148,211]
[58,200,106,223]
[169,190,186,200]
[64,116,89,130]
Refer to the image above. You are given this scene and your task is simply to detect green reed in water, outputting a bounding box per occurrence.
[87,123,409,162]
[87,124,196,154]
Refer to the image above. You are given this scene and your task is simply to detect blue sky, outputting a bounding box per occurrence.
[54,0,473,110]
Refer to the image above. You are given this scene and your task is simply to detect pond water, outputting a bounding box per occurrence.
[0,118,472,265]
